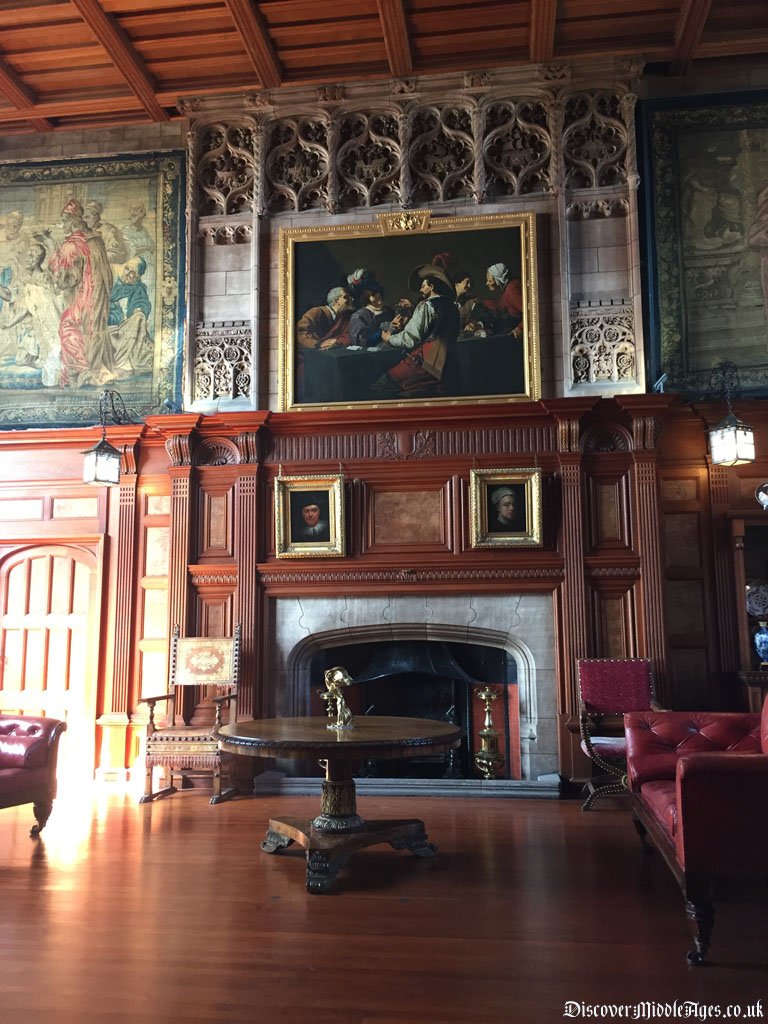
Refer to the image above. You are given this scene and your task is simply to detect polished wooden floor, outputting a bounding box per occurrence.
[1,785,766,1024]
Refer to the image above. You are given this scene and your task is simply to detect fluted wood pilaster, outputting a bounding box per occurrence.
[559,456,589,713]
[166,433,195,643]
[632,454,669,700]
[110,467,138,713]
[235,461,258,718]
[709,462,738,673]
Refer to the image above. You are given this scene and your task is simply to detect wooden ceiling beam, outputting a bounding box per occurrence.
[377,0,413,78]
[0,57,52,132]
[69,0,168,121]
[0,95,144,125]
[529,0,557,63]
[222,0,282,89]
[670,0,713,75]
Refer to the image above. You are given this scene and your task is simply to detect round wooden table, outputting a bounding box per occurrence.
[217,715,462,893]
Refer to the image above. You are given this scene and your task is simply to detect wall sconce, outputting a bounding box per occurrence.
[707,362,756,467]
[82,389,130,485]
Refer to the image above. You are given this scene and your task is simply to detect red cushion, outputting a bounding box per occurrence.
[580,735,626,761]
[762,694,768,755]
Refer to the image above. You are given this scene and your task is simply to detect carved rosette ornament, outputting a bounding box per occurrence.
[570,304,636,385]
[562,91,628,189]
[194,321,252,403]
[196,122,257,216]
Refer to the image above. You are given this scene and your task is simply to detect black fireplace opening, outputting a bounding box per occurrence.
[305,639,517,780]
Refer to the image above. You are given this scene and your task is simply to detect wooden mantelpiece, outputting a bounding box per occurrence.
[0,396,683,781]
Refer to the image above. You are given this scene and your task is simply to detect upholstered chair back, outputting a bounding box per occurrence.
[578,658,654,715]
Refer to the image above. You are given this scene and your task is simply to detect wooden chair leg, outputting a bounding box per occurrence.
[139,764,177,804]
[30,799,53,837]
[581,776,628,811]
[210,757,237,805]
[631,814,653,852]
[684,876,715,966]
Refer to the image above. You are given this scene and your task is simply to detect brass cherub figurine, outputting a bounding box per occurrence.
[319,666,354,731]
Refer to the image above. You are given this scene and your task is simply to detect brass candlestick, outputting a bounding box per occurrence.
[318,666,355,731]
[474,684,505,779]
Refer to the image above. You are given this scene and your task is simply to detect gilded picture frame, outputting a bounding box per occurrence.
[469,468,542,549]
[274,474,345,559]
[278,210,540,411]
[0,151,185,427]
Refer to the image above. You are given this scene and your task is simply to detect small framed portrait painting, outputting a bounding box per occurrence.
[469,468,542,548]
[274,474,345,558]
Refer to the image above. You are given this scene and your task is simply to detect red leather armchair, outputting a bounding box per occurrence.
[624,698,768,965]
[0,715,67,836]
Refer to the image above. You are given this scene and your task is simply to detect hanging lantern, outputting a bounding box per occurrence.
[708,412,755,466]
[82,433,123,485]
[82,389,129,485]
[707,361,756,467]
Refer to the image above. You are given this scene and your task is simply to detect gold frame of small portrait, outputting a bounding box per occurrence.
[469,467,542,548]
[274,473,345,559]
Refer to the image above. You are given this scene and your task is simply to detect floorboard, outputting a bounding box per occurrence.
[0,788,766,1023]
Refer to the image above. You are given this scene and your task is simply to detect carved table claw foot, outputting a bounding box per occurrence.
[261,828,293,854]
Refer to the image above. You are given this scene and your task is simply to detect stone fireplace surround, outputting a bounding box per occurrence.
[256,593,560,797]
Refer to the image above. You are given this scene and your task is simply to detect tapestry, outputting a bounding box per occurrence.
[0,152,185,426]
[645,97,768,393]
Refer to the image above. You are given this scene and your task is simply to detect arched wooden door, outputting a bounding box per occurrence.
[0,544,102,785]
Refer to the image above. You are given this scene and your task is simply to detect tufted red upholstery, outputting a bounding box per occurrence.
[625,710,761,788]
[623,695,768,965]
[0,715,66,836]
[0,719,54,769]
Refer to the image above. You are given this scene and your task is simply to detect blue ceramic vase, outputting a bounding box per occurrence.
[754,622,768,665]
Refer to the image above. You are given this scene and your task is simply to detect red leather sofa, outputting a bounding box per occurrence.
[624,697,768,964]
[0,715,67,836]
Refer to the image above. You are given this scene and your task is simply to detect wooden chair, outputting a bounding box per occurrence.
[139,624,241,805]
[577,658,657,810]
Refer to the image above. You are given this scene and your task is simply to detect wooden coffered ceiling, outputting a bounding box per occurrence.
[0,0,766,134]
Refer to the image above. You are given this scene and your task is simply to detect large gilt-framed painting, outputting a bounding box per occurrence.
[643,96,768,393]
[0,152,185,427]
[278,210,540,411]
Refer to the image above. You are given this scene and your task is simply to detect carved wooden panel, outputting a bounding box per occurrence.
[663,513,701,568]
[661,477,698,502]
[667,580,706,638]
[145,526,170,577]
[198,488,234,561]
[586,473,630,552]
[364,484,451,554]
[589,584,636,658]
[372,490,444,546]
[668,648,711,710]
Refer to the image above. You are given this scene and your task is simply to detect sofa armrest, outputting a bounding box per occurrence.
[675,752,768,875]
[0,716,66,770]
[625,710,762,789]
